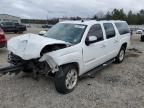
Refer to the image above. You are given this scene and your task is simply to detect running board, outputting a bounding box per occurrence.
[81,59,115,79]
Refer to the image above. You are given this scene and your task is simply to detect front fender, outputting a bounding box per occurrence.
[39,46,84,75]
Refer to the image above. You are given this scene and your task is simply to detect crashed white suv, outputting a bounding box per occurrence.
[7,20,130,94]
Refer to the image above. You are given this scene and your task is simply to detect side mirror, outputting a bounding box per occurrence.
[85,36,98,46]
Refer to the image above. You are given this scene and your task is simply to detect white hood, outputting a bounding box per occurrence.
[8,33,70,60]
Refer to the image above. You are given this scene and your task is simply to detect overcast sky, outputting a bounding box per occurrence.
[0,0,144,19]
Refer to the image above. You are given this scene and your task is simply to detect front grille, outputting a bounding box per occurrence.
[8,52,24,65]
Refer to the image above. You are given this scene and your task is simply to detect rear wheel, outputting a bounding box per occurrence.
[115,47,126,63]
[54,64,78,94]
[14,30,18,34]
[141,35,144,42]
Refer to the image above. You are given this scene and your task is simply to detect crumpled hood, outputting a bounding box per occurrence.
[8,33,70,60]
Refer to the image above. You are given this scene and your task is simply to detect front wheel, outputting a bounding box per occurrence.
[115,47,126,63]
[54,64,78,94]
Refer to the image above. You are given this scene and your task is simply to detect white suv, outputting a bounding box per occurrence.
[7,20,130,94]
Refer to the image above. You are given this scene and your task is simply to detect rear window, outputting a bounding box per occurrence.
[115,22,130,35]
[103,23,116,39]
[1,22,14,26]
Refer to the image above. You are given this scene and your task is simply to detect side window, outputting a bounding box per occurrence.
[115,22,130,35]
[87,24,104,42]
[103,23,116,39]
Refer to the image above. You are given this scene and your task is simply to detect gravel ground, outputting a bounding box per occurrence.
[0,29,144,108]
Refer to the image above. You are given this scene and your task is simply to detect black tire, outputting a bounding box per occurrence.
[115,47,126,63]
[14,31,18,34]
[54,64,78,94]
[141,35,144,42]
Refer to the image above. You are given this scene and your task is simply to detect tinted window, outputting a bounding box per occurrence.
[115,22,130,35]
[14,23,19,26]
[87,24,103,42]
[104,23,116,39]
[1,22,14,26]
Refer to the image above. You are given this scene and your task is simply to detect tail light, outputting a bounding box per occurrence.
[0,28,4,35]
[0,28,6,41]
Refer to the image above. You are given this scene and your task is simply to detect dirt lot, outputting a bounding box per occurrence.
[0,29,144,108]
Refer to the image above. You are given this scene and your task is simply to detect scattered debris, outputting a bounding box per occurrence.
[128,48,143,54]
[87,83,91,86]
[126,48,143,58]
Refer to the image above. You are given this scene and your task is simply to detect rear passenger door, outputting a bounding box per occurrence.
[103,23,119,60]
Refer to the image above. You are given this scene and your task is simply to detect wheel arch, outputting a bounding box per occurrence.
[121,42,127,50]
[59,62,80,75]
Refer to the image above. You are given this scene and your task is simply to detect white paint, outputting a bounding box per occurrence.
[7,20,131,76]
[8,33,71,60]
[39,30,47,36]
[136,29,143,34]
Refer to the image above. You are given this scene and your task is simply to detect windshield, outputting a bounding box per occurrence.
[44,23,87,44]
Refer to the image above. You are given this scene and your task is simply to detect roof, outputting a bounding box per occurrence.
[60,20,126,26]
[0,14,20,18]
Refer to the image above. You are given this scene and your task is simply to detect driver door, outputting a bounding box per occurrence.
[82,24,107,73]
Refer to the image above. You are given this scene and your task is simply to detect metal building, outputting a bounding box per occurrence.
[0,14,21,23]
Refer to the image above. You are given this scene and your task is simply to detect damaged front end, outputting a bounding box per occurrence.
[0,46,68,79]
[0,34,71,79]
[0,52,57,79]
[13,53,58,79]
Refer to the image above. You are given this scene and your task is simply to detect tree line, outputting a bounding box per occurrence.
[96,9,144,25]
[21,9,144,25]
[69,9,144,25]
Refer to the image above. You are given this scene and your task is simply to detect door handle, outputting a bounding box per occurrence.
[114,40,119,43]
[100,44,106,48]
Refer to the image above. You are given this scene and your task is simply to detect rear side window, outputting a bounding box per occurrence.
[87,24,104,42]
[103,23,116,39]
[115,22,130,35]
[2,22,14,26]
